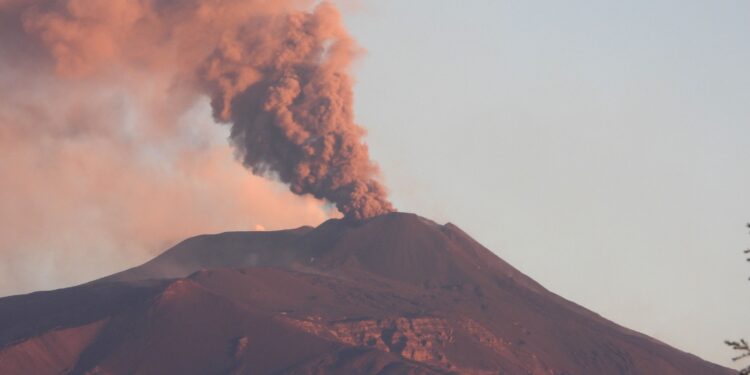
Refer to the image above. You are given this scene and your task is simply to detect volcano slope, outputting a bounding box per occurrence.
[0,212,733,374]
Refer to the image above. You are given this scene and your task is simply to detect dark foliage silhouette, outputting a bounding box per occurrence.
[725,223,750,374]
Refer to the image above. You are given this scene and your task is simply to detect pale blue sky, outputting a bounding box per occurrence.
[340,0,750,368]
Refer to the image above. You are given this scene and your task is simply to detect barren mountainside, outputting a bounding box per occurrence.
[0,213,734,374]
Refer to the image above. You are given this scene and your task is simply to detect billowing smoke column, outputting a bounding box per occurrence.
[203,4,393,220]
[3,0,393,220]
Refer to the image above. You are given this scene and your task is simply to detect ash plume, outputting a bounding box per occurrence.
[2,0,393,220]
[202,2,393,220]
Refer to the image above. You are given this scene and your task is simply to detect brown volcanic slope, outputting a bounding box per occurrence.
[0,213,733,375]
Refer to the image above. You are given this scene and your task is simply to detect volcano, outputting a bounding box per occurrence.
[0,213,733,374]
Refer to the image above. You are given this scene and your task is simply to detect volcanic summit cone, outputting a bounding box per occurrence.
[0,213,733,374]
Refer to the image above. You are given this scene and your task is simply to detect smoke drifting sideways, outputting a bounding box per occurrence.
[2,0,393,221]
[0,0,393,296]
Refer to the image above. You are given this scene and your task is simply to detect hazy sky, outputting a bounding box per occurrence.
[0,0,748,370]
[340,0,750,368]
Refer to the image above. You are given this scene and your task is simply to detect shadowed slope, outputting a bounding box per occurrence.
[102,213,540,290]
[100,226,314,283]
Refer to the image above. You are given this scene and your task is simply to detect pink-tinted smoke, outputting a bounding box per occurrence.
[0,0,395,295]
[3,0,393,220]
